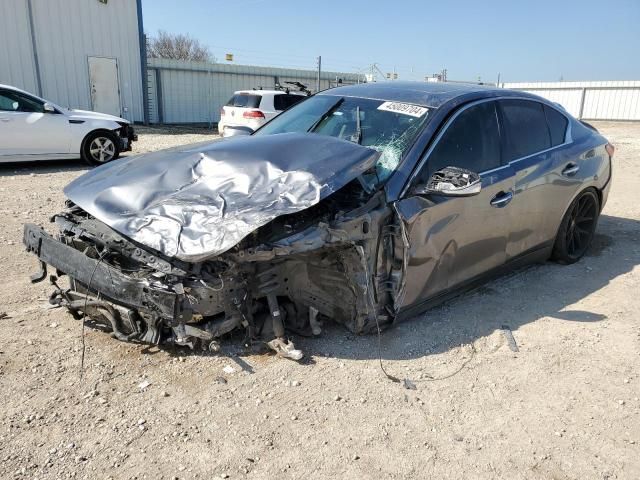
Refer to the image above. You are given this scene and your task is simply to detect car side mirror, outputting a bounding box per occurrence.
[43,103,56,113]
[413,166,482,197]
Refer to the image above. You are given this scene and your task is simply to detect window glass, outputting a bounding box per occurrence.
[0,91,18,111]
[256,95,430,183]
[273,94,304,111]
[500,100,551,161]
[543,104,568,146]
[419,101,501,182]
[0,90,44,112]
[226,94,262,108]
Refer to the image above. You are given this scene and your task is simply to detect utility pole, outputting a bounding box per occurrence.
[316,56,321,93]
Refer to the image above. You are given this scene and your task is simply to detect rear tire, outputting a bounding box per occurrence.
[551,188,600,264]
[81,130,120,166]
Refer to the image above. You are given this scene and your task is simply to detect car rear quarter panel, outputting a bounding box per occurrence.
[557,122,611,212]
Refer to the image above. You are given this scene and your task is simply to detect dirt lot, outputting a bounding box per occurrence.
[0,123,638,480]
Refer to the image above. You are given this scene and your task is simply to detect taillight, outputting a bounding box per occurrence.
[605,143,615,158]
[243,110,265,119]
[220,108,225,116]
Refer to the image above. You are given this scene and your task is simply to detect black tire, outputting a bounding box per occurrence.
[551,188,600,264]
[81,130,120,166]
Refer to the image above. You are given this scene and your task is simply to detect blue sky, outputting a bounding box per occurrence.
[142,0,640,83]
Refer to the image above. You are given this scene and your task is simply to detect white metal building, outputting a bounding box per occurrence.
[503,81,640,121]
[147,59,363,125]
[0,0,146,123]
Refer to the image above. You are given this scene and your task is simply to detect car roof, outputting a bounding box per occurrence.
[0,83,29,95]
[320,81,536,108]
[234,89,304,96]
[0,83,51,103]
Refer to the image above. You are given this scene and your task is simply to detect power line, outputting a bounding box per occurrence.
[205,41,435,80]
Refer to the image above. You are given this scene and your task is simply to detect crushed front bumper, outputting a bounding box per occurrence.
[23,223,178,319]
[117,124,137,152]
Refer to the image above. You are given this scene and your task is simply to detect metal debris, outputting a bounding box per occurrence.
[403,378,417,390]
[138,380,151,390]
[267,338,304,361]
[500,325,519,352]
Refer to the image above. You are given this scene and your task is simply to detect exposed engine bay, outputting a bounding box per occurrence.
[23,134,407,360]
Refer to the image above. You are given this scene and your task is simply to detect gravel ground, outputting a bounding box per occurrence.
[132,126,219,153]
[0,123,639,480]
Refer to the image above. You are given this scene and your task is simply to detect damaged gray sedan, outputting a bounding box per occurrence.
[24,82,613,359]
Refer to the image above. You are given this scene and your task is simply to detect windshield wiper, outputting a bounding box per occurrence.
[307,97,344,133]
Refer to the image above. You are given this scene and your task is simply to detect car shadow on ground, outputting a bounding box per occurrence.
[136,125,218,136]
[0,159,92,178]
[292,213,640,362]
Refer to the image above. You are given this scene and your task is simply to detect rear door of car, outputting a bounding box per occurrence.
[258,94,279,122]
[395,99,516,307]
[497,99,574,259]
[0,88,71,158]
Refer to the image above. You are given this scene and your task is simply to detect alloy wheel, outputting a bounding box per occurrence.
[565,193,598,257]
[89,137,116,163]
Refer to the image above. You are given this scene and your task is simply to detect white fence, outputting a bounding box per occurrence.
[146,59,363,125]
[503,81,640,121]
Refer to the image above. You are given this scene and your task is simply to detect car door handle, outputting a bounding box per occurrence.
[0,117,10,122]
[562,163,580,177]
[490,190,513,208]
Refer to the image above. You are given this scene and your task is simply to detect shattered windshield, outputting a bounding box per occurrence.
[255,95,430,181]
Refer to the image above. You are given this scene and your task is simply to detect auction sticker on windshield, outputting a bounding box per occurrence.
[377,102,428,118]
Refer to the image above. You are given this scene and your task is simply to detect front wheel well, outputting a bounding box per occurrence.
[80,128,119,151]
[80,129,121,166]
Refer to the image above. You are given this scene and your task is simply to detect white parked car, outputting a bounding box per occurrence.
[0,84,136,165]
[218,88,307,137]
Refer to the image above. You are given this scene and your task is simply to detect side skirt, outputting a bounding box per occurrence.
[395,242,553,322]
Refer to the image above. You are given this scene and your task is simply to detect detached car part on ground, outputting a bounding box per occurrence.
[23,82,613,360]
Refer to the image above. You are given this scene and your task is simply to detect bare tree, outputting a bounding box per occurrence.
[147,30,214,62]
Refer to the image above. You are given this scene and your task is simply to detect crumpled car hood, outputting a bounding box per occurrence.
[64,133,379,262]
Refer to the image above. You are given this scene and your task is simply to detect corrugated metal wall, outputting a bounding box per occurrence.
[503,81,640,120]
[147,59,363,124]
[0,0,144,122]
[0,0,39,93]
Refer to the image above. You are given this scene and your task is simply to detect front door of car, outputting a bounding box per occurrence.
[393,100,516,309]
[0,89,70,157]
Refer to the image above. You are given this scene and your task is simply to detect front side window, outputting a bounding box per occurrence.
[226,94,262,108]
[416,101,501,184]
[0,89,44,113]
[256,95,431,181]
[500,99,551,161]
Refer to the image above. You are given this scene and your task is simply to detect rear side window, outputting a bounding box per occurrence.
[500,100,551,161]
[273,94,304,111]
[543,104,568,146]
[226,94,262,108]
[423,101,501,178]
